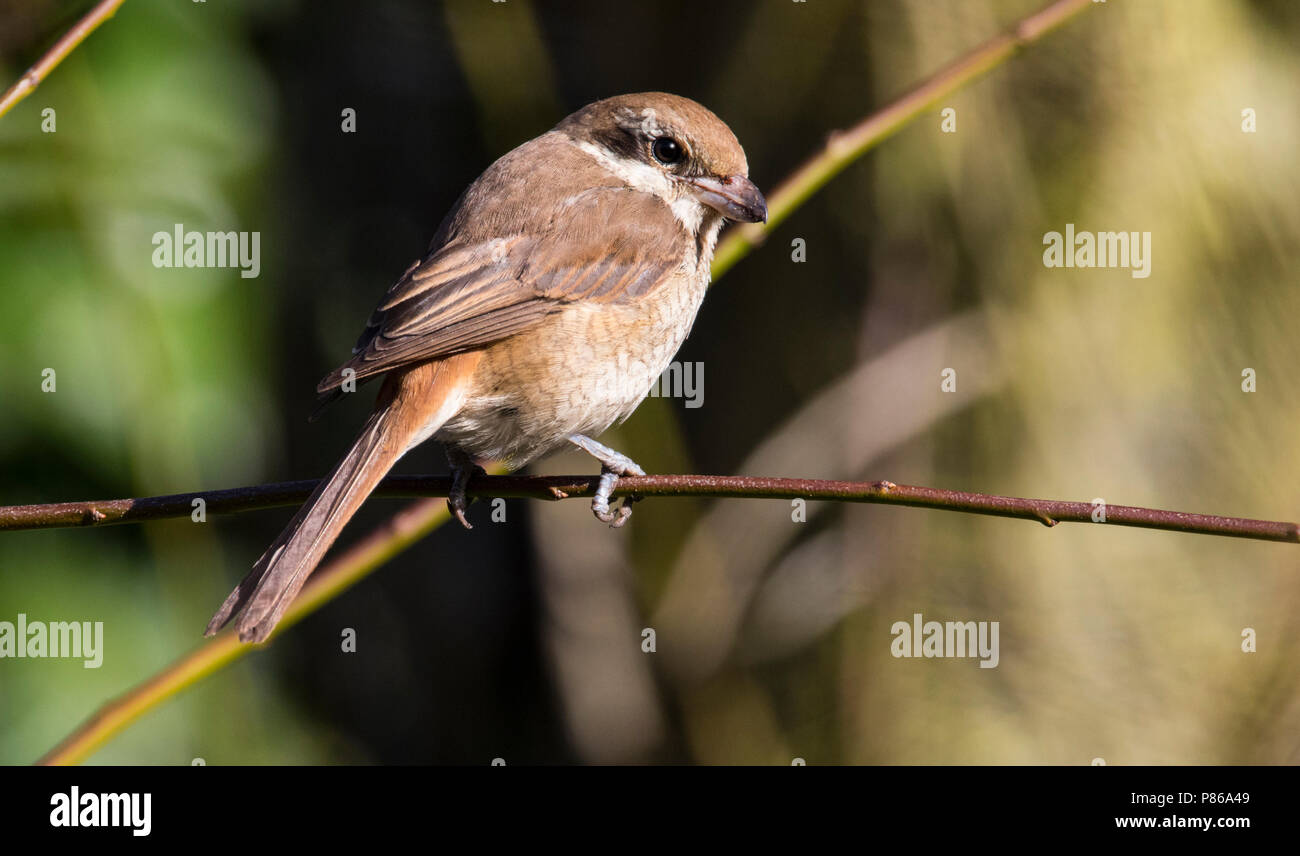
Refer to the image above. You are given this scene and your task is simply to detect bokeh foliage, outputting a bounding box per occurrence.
[2,0,1298,764]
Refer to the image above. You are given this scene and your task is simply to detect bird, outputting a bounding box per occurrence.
[205,92,767,643]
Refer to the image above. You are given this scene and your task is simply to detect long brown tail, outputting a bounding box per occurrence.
[205,353,481,643]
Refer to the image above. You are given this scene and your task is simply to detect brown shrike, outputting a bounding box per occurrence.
[206,92,766,643]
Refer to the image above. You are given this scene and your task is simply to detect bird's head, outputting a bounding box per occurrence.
[558,92,767,233]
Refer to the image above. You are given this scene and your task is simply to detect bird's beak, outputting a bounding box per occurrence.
[687,174,768,223]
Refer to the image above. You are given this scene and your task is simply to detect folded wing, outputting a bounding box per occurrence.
[317,183,687,394]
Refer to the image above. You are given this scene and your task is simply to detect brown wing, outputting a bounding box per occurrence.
[317,151,687,394]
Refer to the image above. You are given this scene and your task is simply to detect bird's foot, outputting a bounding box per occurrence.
[446,450,485,530]
[568,434,644,528]
[592,469,642,527]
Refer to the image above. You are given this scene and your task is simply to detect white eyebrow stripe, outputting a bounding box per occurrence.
[572,139,670,195]
[570,138,704,235]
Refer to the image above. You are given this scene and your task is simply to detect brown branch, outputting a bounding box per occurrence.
[4,474,1297,543]
[0,0,128,120]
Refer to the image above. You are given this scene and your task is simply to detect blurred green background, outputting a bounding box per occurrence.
[2,0,1299,764]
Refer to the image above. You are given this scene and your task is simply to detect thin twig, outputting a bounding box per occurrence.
[711,0,1094,278]
[4,474,1298,543]
[0,0,128,120]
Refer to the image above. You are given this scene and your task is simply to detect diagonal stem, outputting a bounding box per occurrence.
[0,0,128,120]
[711,0,1094,278]
[35,497,451,766]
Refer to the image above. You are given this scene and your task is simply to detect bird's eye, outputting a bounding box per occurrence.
[652,136,685,166]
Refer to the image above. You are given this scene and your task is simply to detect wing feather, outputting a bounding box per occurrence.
[317,141,688,394]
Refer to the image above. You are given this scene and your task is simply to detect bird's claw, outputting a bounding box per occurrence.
[447,496,474,530]
[447,458,485,530]
[592,470,640,528]
[567,434,644,528]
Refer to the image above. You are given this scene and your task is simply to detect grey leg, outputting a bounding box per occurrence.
[568,434,644,528]
[445,446,484,530]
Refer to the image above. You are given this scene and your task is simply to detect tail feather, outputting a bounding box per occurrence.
[204,408,398,641]
[205,353,481,643]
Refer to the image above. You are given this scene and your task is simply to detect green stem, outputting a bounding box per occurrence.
[711,0,1094,279]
